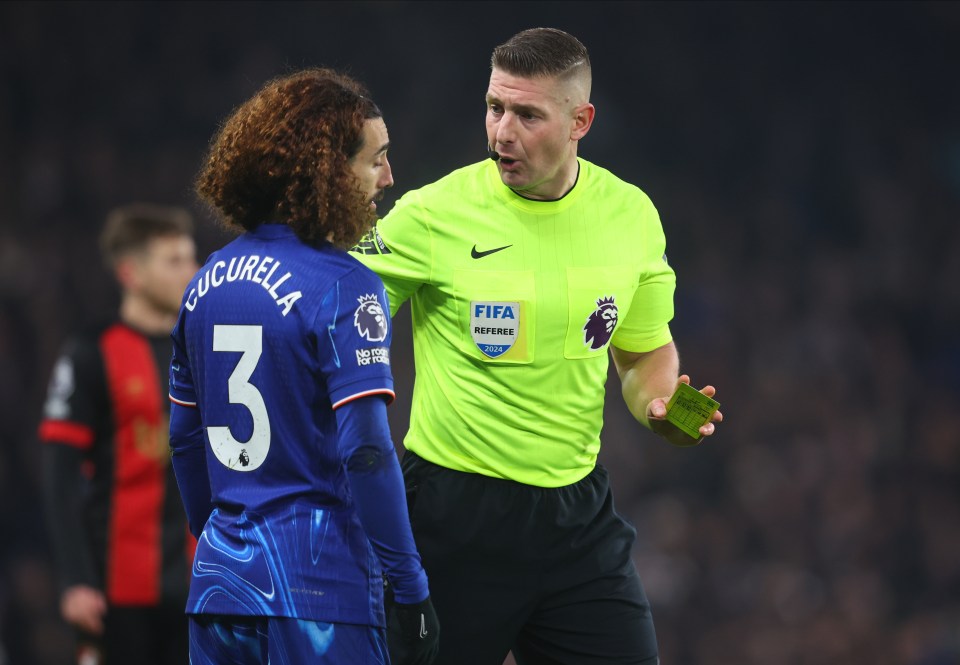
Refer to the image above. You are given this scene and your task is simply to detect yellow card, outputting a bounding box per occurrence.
[666,382,720,443]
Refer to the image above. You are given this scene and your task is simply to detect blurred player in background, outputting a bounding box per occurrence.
[38,204,199,665]
[169,67,438,665]
[353,27,722,665]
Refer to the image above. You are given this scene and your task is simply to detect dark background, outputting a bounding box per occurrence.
[2,2,959,664]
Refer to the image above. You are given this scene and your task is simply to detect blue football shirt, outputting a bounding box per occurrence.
[169,223,395,626]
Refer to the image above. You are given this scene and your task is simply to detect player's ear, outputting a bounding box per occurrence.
[571,103,595,141]
[114,255,139,290]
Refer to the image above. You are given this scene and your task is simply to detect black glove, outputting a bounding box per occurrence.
[386,593,440,665]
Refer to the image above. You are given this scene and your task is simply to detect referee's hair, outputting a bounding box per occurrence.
[491,27,591,83]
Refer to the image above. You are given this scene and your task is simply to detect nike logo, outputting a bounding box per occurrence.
[471,244,512,259]
[419,613,428,638]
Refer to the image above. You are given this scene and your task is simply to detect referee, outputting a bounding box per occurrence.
[353,28,722,665]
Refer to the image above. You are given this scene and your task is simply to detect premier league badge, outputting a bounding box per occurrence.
[470,301,519,358]
[583,296,618,350]
[354,294,388,342]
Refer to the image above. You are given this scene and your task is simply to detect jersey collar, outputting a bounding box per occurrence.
[488,158,586,214]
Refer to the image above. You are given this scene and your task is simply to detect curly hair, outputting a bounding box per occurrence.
[196,68,382,248]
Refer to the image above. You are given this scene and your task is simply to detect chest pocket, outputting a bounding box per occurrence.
[453,268,535,364]
[563,266,640,360]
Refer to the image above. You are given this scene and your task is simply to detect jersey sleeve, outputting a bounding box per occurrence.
[611,195,677,353]
[350,190,433,316]
[37,336,104,591]
[168,307,213,538]
[37,336,105,449]
[335,396,429,604]
[316,266,397,409]
[168,309,197,408]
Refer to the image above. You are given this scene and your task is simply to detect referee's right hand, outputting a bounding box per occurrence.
[386,593,440,665]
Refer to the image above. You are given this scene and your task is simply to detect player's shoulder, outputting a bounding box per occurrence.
[318,243,387,288]
[51,318,124,372]
[213,229,356,280]
[61,319,121,350]
[314,246,391,316]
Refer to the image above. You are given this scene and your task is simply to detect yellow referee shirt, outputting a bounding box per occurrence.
[352,158,675,487]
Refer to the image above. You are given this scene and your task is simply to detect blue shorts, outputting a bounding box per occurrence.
[188,615,388,665]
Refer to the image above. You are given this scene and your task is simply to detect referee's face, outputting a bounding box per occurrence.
[485,68,593,200]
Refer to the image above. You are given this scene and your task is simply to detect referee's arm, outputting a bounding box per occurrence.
[612,341,722,446]
[611,341,679,430]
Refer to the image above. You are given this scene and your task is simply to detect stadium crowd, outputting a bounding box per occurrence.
[1,2,958,664]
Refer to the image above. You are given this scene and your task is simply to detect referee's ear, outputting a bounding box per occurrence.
[571,103,595,141]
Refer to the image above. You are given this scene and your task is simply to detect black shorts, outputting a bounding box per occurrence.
[400,452,659,665]
[76,603,189,665]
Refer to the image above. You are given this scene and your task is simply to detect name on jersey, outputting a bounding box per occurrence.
[184,255,303,316]
[356,347,390,366]
[471,301,518,358]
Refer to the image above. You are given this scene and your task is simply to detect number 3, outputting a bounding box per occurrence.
[208,325,270,471]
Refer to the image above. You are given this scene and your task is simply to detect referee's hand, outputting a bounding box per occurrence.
[387,593,440,665]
